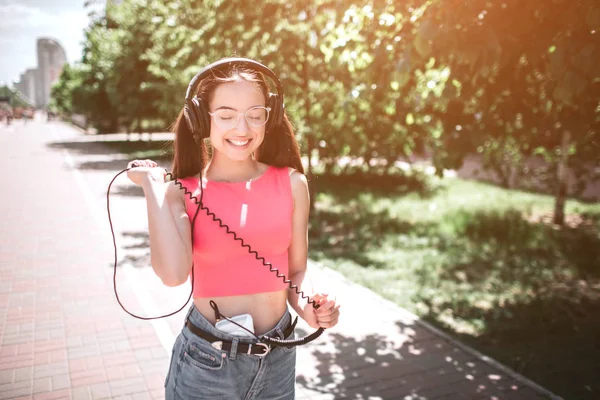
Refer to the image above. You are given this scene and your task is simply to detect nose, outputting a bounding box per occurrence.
[234,114,249,132]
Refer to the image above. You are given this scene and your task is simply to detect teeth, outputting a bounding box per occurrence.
[228,139,250,147]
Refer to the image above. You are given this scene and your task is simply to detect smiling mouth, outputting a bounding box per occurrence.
[227,139,251,148]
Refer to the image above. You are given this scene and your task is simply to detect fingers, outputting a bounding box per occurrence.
[311,293,327,304]
[128,159,158,169]
[315,305,340,328]
[312,293,335,309]
[311,293,341,329]
[126,159,163,186]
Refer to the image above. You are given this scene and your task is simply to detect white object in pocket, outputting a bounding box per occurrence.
[215,314,255,337]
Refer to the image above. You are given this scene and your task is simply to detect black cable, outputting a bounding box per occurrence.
[107,167,325,347]
[107,169,197,320]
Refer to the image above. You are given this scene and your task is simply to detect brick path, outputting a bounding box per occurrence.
[0,118,561,399]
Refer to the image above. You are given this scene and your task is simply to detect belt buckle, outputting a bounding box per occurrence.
[248,343,270,357]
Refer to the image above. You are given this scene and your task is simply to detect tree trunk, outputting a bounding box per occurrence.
[553,130,571,226]
[490,137,512,188]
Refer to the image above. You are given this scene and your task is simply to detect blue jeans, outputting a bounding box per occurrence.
[165,304,296,400]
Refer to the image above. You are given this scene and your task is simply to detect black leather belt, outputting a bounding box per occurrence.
[186,316,298,357]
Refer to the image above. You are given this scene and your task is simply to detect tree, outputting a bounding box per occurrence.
[422,0,600,224]
[52,0,598,224]
[111,0,167,133]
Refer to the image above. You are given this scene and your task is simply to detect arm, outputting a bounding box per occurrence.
[286,170,312,320]
[143,177,193,286]
[286,170,340,329]
[128,160,192,286]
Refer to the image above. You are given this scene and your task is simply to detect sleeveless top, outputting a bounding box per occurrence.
[177,166,293,298]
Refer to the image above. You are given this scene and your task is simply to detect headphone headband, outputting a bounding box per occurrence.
[184,58,283,102]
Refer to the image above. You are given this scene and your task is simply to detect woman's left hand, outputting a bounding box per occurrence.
[303,293,341,329]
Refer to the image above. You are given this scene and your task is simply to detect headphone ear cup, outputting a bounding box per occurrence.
[183,99,198,134]
[185,97,211,139]
[267,93,283,132]
[192,97,211,139]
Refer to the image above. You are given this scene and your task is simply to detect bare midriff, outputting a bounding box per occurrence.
[193,289,289,335]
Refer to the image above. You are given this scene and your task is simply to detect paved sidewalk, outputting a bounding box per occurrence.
[0,119,560,399]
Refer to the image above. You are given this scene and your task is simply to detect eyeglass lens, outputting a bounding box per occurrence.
[211,107,269,129]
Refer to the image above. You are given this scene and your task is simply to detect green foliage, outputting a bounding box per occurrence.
[50,64,82,114]
[0,86,32,109]
[425,0,599,189]
[53,0,598,193]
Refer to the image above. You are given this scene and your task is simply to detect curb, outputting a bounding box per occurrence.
[309,260,564,400]
[67,121,88,134]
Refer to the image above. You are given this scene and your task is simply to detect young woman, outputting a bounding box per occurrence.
[126,58,340,399]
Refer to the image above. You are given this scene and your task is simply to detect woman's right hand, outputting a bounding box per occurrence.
[126,159,166,186]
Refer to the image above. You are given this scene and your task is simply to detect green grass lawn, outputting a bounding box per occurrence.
[308,170,600,400]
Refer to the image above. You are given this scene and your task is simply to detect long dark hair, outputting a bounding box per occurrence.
[171,60,304,179]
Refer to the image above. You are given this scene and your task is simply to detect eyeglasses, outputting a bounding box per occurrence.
[208,106,271,130]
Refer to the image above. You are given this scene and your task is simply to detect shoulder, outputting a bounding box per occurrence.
[166,176,198,205]
[288,168,307,187]
[287,168,309,204]
[165,180,185,203]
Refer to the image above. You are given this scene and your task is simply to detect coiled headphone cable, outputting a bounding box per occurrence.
[107,167,324,347]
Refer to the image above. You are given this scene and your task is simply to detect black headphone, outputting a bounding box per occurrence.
[183,58,284,139]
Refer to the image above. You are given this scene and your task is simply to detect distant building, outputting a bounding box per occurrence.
[14,68,37,106]
[36,37,67,108]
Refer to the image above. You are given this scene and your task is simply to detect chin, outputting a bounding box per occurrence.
[222,148,256,162]
[227,153,253,162]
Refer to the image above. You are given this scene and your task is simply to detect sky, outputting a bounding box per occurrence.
[0,0,101,85]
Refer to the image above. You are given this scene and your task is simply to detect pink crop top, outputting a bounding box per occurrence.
[177,166,293,298]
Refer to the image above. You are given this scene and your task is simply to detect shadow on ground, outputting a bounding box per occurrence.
[47,136,172,156]
[108,184,145,198]
[296,321,548,399]
[424,290,600,400]
[46,138,172,169]
[420,209,600,400]
[113,231,152,268]
[311,170,438,201]
[433,208,600,280]
[309,197,600,400]
[308,171,437,269]
[309,205,415,269]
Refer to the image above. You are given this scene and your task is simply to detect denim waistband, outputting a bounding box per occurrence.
[184,303,292,344]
